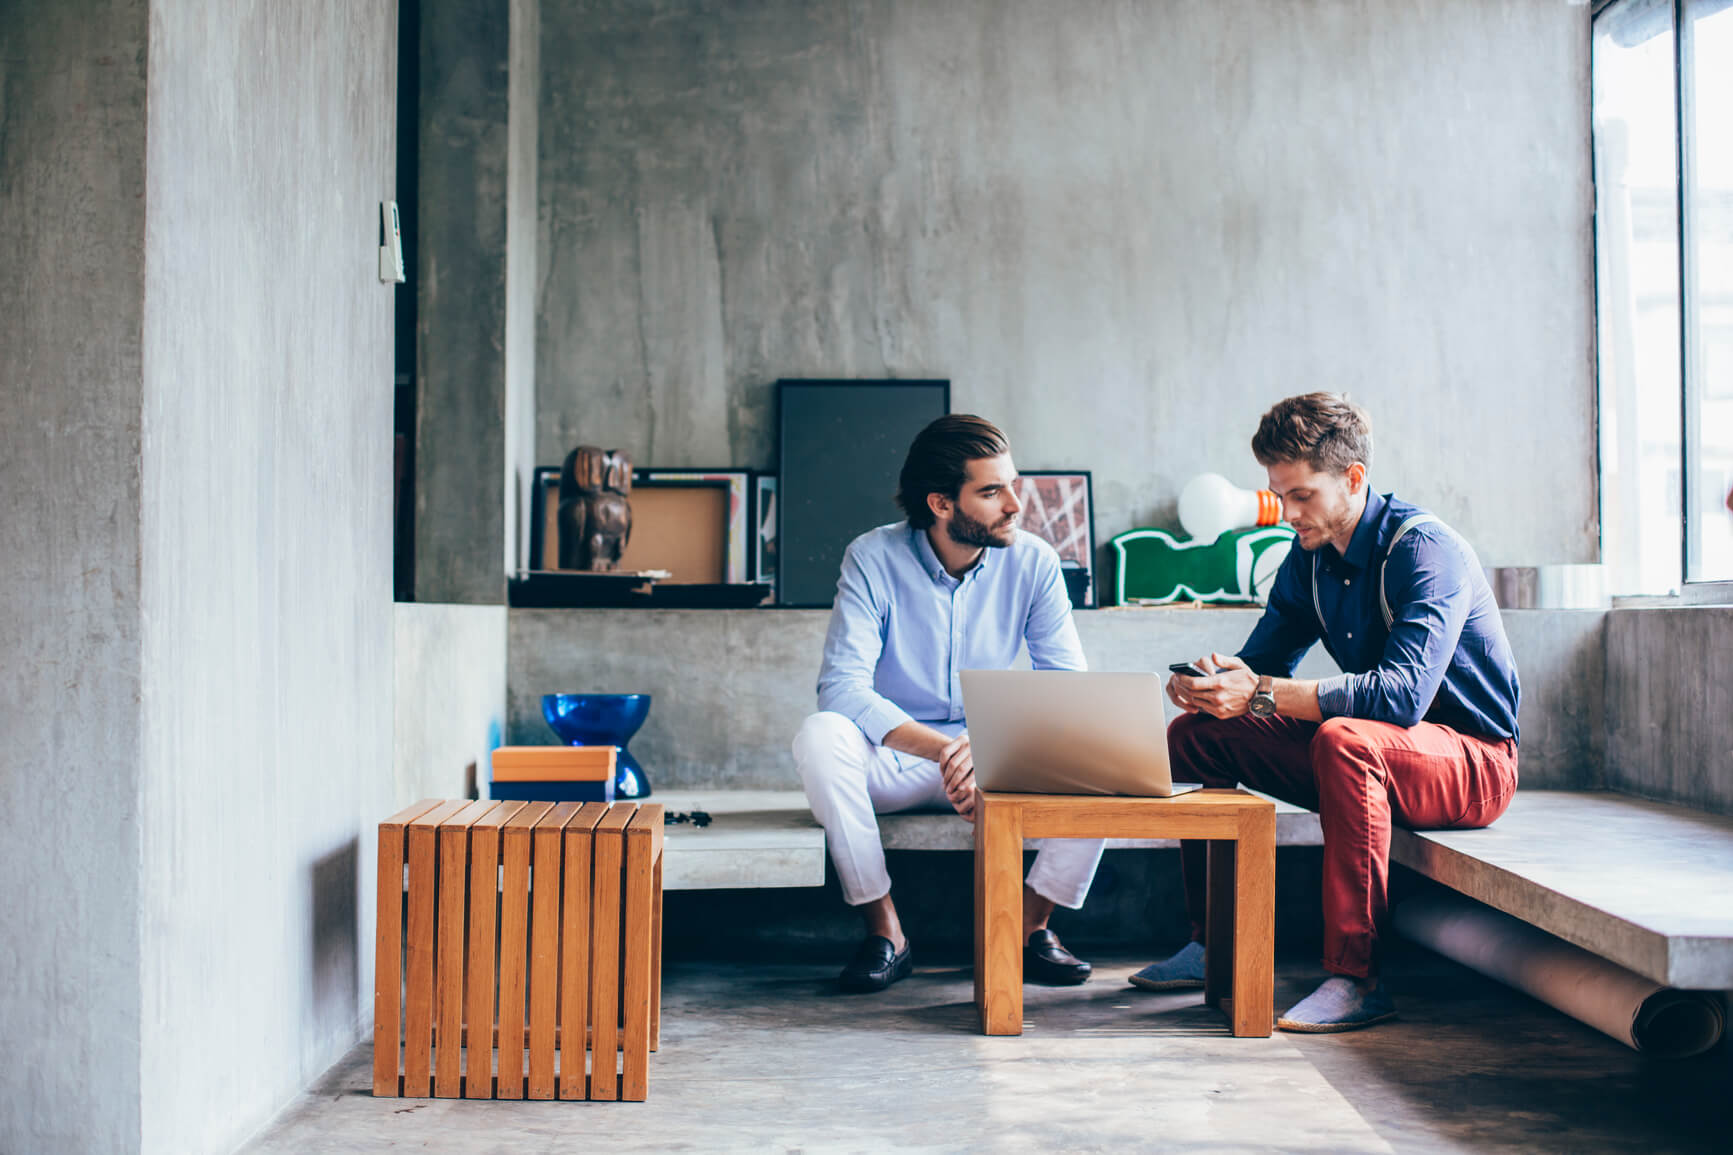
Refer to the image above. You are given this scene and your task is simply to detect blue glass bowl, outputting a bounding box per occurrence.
[541,693,653,799]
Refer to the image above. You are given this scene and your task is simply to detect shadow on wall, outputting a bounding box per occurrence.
[310,838,359,1033]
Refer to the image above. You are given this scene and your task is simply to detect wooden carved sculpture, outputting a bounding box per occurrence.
[558,446,633,570]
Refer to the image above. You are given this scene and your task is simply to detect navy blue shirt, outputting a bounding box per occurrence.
[1238,491,1521,743]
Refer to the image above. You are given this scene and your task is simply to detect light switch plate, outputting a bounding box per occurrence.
[379,201,405,283]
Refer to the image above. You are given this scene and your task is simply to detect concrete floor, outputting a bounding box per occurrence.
[247,944,1731,1154]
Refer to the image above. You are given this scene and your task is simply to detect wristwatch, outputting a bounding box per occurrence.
[1249,675,1278,718]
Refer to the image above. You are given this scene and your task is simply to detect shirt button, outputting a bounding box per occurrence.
[1347,631,1354,639]
[1343,578,1351,586]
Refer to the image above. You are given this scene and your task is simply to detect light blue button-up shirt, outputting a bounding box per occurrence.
[816,522,1087,745]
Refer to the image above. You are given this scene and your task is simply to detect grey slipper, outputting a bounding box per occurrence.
[1276,976,1397,1033]
[1128,940,1207,991]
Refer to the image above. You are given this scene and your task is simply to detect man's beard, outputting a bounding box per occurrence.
[948,507,1017,549]
[1294,505,1358,552]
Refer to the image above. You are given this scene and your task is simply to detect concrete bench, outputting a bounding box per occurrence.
[652,788,1321,891]
[1391,790,1733,989]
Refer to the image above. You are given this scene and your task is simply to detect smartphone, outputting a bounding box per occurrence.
[1168,661,1211,678]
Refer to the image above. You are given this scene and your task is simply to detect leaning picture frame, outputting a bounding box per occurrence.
[753,474,778,593]
[635,469,751,583]
[776,378,951,607]
[528,465,562,571]
[1012,470,1097,608]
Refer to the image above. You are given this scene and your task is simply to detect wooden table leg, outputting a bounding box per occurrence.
[1232,808,1276,1037]
[974,796,1024,1035]
[1204,839,1236,1011]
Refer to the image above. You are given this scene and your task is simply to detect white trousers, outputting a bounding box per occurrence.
[792,712,1104,908]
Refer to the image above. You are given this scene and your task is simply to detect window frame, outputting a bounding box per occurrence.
[1594,0,1733,605]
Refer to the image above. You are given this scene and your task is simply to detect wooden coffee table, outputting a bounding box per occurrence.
[973,788,1276,1037]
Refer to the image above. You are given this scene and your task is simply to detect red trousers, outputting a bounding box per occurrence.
[1170,712,1518,978]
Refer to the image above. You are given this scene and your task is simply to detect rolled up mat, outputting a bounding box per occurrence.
[1394,892,1726,1058]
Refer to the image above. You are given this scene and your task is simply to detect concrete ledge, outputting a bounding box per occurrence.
[654,790,827,891]
[1391,790,1733,989]
[654,788,1321,891]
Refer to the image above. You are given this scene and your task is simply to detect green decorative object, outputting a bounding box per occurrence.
[1111,525,1296,605]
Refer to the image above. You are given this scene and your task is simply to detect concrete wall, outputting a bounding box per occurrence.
[1504,610,1606,791]
[137,3,396,1152]
[535,0,1595,566]
[509,605,1601,791]
[1605,607,1733,816]
[0,3,149,1151]
[395,604,507,803]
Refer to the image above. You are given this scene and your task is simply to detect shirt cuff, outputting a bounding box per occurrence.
[855,698,916,746]
[1316,674,1355,718]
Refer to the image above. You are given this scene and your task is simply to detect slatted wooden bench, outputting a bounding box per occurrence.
[373,798,664,1102]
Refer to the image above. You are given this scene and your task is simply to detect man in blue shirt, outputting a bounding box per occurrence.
[1130,394,1521,1032]
[794,415,1105,993]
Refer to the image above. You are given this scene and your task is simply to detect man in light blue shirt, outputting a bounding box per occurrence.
[793,415,1104,993]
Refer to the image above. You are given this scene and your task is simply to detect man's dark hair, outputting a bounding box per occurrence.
[1251,393,1373,475]
[896,414,1010,529]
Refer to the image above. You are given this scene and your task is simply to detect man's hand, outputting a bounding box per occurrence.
[938,731,977,822]
[1167,652,1259,719]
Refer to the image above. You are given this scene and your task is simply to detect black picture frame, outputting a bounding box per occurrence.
[776,379,951,608]
[1012,470,1098,608]
[528,465,561,572]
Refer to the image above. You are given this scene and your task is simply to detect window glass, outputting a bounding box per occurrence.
[1683,0,1733,581]
[1594,0,1683,595]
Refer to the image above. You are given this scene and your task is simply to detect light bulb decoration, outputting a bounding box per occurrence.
[1177,473,1281,543]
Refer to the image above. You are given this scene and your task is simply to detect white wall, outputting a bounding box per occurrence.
[395,604,507,803]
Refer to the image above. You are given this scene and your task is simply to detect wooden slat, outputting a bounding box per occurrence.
[464,800,523,1099]
[496,800,554,1099]
[372,799,441,1097]
[527,803,580,1099]
[435,801,495,1097]
[403,800,471,1097]
[491,746,617,782]
[588,804,636,1100]
[1231,805,1276,1037]
[621,804,662,1100]
[559,803,609,1100]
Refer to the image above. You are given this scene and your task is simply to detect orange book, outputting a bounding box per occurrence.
[490,745,616,783]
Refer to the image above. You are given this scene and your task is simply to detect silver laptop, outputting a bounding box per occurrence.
[959,670,1203,797]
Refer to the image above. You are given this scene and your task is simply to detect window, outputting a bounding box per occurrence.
[1681,0,1733,582]
[1594,0,1733,594]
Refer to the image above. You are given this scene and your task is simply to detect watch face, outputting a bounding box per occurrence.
[1249,694,1276,718]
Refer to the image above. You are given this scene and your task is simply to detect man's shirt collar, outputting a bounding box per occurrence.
[908,522,992,582]
[1336,489,1389,571]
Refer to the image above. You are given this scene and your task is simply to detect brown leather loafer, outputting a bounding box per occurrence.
[1024,928,1092,985]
